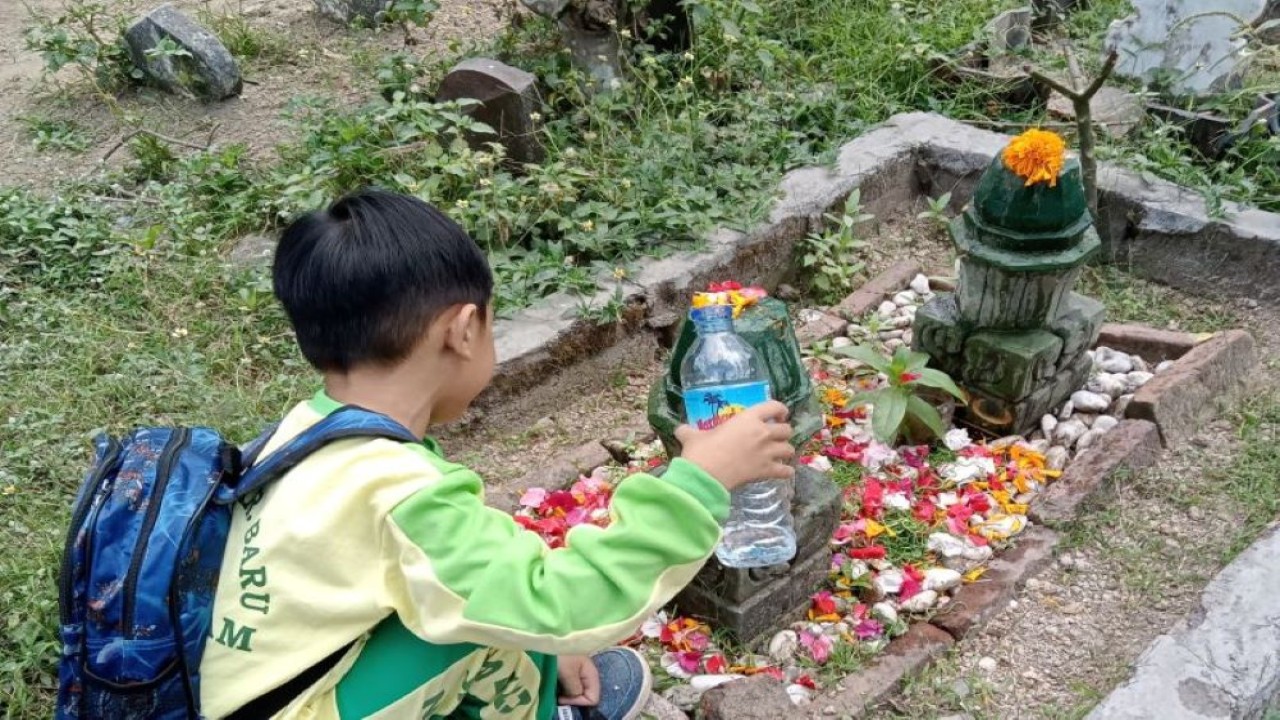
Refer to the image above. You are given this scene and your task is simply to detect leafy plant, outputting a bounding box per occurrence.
[23,1,141,93]
[835,344,965,443]
[916,191,952,230]
[21,116,90,153]
[800,189,872,303]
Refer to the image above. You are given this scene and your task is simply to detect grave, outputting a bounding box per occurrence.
[124,4,242,101]
[647,298,841,644]
[436,58,545,167]
[912,137,1105,436]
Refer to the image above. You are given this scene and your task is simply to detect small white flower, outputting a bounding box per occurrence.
[529,112,543,122]
[682,51,695,61]
[619,29,631,39]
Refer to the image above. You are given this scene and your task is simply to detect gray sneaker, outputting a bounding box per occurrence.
[556,647,653,720]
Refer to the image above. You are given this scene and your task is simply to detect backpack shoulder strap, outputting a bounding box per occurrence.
[234,406,419,500]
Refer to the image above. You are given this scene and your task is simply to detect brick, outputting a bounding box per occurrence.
[930,526,1059,639]
[806,623,954,717]
[1125,329,1257,446]
[831,260,923,320]
[795,310,848,346]
[699,675,795,720]
[1096,323,1199,363]
[1030,420,1162,526]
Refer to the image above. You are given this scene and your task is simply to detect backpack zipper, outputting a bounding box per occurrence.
[58,437,122,626]
[122,428,191,636]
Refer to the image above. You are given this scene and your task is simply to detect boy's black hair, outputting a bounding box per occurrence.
[273,189,493,372]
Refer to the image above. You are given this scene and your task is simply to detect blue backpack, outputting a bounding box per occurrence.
[56,406,419,719]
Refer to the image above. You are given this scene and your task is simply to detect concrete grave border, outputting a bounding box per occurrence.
[481,112,1280,426]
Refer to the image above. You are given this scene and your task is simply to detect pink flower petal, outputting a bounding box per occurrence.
[518,487,548,508]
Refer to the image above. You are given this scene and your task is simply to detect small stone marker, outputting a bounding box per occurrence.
[125,4,242,101]
[436,58,545,167]
[1104,0,1268,96]
[312,0,393,25]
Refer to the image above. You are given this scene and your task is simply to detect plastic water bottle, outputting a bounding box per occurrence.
[680,302,796,568]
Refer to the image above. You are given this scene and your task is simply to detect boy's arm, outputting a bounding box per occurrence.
[380,450,729,656]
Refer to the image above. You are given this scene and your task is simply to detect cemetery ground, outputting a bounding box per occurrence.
[2,0,1280,718]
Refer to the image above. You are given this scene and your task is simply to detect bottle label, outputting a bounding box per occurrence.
[683,381,771,431]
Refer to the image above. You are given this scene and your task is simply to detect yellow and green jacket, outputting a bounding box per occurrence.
[199,391,728,719]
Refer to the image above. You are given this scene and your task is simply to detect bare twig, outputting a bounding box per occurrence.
[1025,49,1120,218]
[99,129,212,164]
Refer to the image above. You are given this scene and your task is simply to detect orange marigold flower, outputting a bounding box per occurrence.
[1002,129,1066,187]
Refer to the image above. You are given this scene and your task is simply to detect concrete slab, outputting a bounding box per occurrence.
[1087,523,1280,719]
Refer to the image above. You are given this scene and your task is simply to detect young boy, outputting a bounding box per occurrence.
[199,189,796,720]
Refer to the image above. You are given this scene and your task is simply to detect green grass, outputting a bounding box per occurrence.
[1077,265,1238,334]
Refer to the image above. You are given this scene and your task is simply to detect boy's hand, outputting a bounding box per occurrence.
[557,654,600,707]
[676,401,795,491]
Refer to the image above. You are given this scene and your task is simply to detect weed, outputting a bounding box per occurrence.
[203,11,295,66]
[20,116,91,153]
[800,190,872,304]
[916,191,953,231]
[23,0,141,94]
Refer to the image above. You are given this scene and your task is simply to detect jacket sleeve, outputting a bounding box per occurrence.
[380,452,728,655]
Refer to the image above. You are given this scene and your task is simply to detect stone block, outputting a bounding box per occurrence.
[436,58,544,167]
[931,526,1059,639]
[1049,292,1106,369]
[699,675,794,720]
[965,350,1090,435]
[1126,329,1257,446]
[676,467,840,606]
[1030,420,1162,526]
[805,624,955,717]
[831,260,923,320]
[794,310,847,346]
[675,547,831,645]
[962,329,1064,401]
[124,4,242,101]
[955,254,1084,329]
[1096,324,1198,363]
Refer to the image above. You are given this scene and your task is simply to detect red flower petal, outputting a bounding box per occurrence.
[850,546,887,560]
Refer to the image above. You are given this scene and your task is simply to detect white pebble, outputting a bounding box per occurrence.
[872,602,898,624]
[874,568,905,595]
[1077,428,1106,451]
[877,300,897,317]
[924,568,962,592]
[1092,415,1119,433]
[879,329,905,340]
[689,675,744,692]
[884,338,905,351]
[1046,446,1070,471]
[1086,373,1126,399]
[768,630,798,662]
[1156,360,1174,373]
[1125,371,1154,392]
[831,336,853,349]
[978,657,998,672]
[1028,438,1050,454]
[1058,401,1075,420]
[890,314,914,329]
[1053,419,1088,447]
[1071,390,1111,413]
[1094,347,1133,374]
[1112,394,1133,417]
[1040,414,1058,436]
[1131,356,1149,372]
[910,273,931,295]
[893,290,917,306]
[899,590,939,613]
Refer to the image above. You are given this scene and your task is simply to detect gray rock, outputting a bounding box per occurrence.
[1094,347,1133,374]
[643,693,690,720]
[767,630,798,662]
[1047,86,1143,137]
[1086,525,1280,719]
[1156,360,1175,373]
[1058,400,1075,420]
[1071,390,1111,413]
[664,684,704,712]
[313,0,392,24]
[987,7,1033,53]
[436,58,545,167]
[1104,0,1268,96]
[124,4,242,100]
[1077,428,1106,452]
[1112,393,1134,418]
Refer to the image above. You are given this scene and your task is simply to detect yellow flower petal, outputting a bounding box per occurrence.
[1002,129,1066,187]
[963,567,987,583]
[864,519,888,539]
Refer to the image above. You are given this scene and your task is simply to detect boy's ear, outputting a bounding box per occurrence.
[442,303,481,359]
